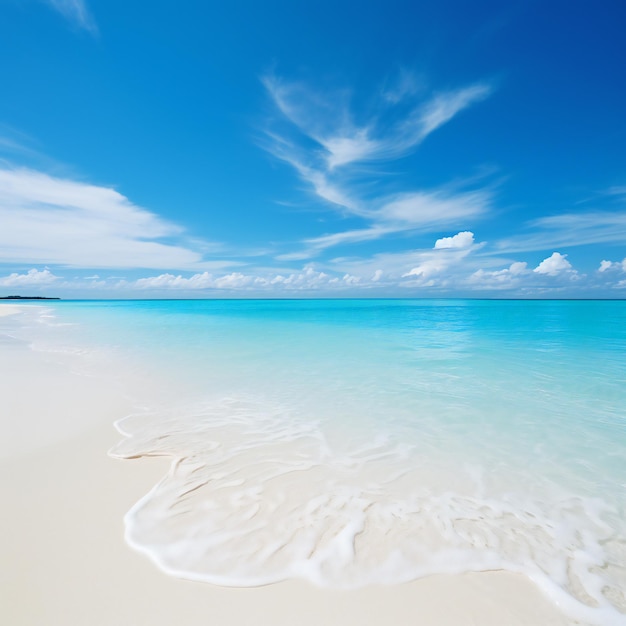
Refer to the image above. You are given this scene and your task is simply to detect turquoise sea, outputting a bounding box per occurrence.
[3,299,626,624]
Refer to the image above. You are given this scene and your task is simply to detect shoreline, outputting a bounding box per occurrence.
[1,425,574,626]
[0,305,581,625]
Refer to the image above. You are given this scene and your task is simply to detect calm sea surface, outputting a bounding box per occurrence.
[5,299,626,624]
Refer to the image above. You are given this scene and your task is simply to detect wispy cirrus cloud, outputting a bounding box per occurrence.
[263,75,491,170]
[297,189,492,258]
[44,0,98,35]
[494,210,626,254]
[380,69,424,105]
[262,73,494,257]
[491,185,626,255]
[0,167,219,270]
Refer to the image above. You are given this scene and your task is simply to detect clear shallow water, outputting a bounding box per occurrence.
[4,299,626,624]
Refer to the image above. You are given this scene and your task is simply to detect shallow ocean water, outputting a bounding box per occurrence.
[4,299,626,624]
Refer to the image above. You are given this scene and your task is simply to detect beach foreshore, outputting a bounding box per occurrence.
[0,305,575,625]
[0,304,22,317]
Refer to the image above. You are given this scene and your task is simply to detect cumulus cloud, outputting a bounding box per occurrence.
[533,252,573,276]
[18,247,623,296]
[434,231,475,249]
[132,266,367,292]
[298,231,492,292]
[214,273,255,289]
[597,258,626,273]
[0,167,214,270]
[469,262,529,288]
[402,257,452,279]
[0,268,59,287]
[402,233,481,281]
[135,272,214,289]
[45,0,98,34]
[270,266,330,288]
[341,273,361,285]
[124,246,625,295]
[507,261,528,275]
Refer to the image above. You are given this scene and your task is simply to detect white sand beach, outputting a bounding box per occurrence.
[0,304,22,317]
[0,306,576,625]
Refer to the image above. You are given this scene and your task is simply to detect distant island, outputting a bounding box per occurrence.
[0,295,61,300]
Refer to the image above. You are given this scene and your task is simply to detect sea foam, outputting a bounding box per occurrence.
[110,395,625,626]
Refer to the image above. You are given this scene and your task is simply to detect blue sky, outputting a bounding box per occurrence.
[1,0,625,297]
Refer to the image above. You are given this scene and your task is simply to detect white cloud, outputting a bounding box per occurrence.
[495,211,626,254]
[414,85,492,139]
[270,266,331,289]
[131,266,368,293]
[341,273,361,285]
[402,249,473,280]
[597,258,626,273]
[45,0,98,34]
[22,247,624,296]
[304,226,396,252]
[402,234,481,281]
[264,75,491,170]
[296,162,362,212]
[381,69,422,104]
[402,256,453,279]
[0,167,214,270]
[322,234,487,286]
[324,132,381,170]
[469,262,529,288]
[135,272,214,290]
[434,231,475,249]
[262,76,379,170]
[214,272,254,289]
[0,268,59,287]
[261,74,493,257]
[533,252,573,276]
[297,191,489,257]
[378,191,487,226]
[324,231,598,293]
[507,261,528,275]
